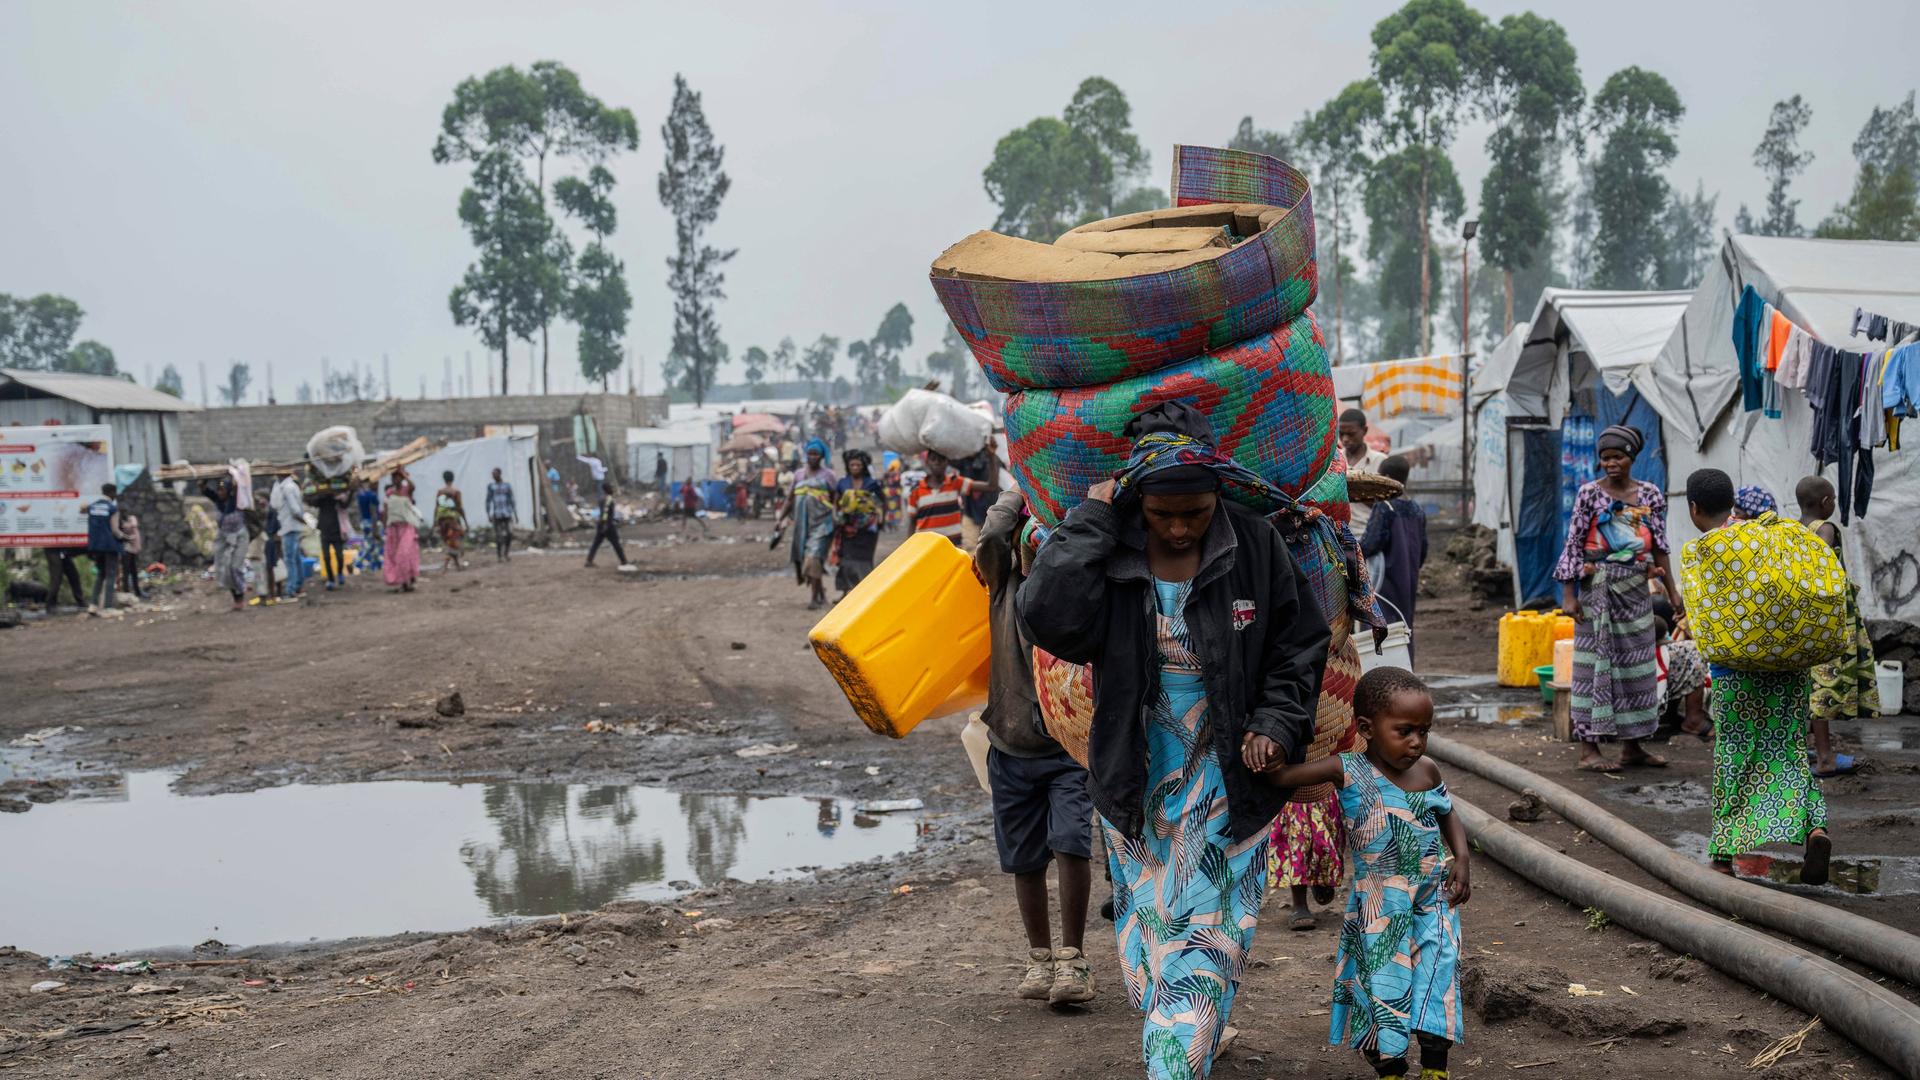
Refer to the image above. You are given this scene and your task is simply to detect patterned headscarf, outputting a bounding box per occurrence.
[1733,484,1778,520]
[1106,431,1382,631]
[804,438,829,460]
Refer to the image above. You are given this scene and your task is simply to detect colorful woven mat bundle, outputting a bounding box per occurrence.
[933,144,1383,767]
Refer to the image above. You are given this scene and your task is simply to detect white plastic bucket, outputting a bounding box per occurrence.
[1877,661,1905,717]
[1360,597,1414,673]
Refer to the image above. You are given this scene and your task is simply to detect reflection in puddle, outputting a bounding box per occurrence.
[0,773,918,956]
[1608,780,1711,812]
[1434,702,1538,727]
[1667,831,1920,896]
[1855,720,1920,752]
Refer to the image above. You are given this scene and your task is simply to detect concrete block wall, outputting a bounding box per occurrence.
[178,394,668,482]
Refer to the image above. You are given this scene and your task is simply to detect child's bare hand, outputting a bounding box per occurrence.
[1241,733,1282,773]
[1447,860,1471,906]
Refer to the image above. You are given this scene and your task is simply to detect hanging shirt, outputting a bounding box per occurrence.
[1777,325,1814,390]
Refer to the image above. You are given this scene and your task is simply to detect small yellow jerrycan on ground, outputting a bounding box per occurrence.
[810,532,991,738]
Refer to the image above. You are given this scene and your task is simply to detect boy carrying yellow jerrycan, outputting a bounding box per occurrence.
[810,532,991,738]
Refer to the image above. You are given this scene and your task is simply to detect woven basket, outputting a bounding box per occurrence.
[1003,315,1335,530]
[1034,646,1093,768]
[932,148,1316,393]
[1291,621,1364,804]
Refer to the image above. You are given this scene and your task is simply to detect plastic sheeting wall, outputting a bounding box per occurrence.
[405,436,540,531]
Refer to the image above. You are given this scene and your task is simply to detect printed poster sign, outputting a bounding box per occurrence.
[0,424,113,548]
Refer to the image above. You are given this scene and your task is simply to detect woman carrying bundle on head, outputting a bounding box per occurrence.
[1018,401,1331,1078]
[1555,424,1681,773]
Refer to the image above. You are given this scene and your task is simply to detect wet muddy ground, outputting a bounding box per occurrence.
[1,515,1914,1078]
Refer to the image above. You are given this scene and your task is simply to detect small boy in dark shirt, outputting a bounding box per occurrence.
[1359,455,1428,634]
[975,488,1095,1008]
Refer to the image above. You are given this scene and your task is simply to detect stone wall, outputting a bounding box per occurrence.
[178,394,669,483]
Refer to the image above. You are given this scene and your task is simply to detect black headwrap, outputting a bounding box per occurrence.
[1122,402,1222,495]
[1596,424,1644,458]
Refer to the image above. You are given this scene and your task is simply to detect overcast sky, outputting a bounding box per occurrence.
[4,1,1915,405]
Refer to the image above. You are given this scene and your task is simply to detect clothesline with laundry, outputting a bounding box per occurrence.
[1731,285,1919,524]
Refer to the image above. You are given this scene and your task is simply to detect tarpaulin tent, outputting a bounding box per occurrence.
[406,435,540,532]
[1471,288,1692,606]
[1331,354,1467,523]
[1652,234,1920,629]
[625,422,715,483]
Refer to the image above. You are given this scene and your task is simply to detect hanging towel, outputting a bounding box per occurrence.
[1733,286,1766,413]
[1778,325,1814,390]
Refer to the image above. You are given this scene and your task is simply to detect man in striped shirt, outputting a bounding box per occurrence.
[908,451,989,547]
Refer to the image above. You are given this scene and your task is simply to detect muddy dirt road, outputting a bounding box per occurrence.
[2,518,1913,1078]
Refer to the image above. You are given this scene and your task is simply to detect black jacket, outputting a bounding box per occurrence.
[1016,497,1330,842]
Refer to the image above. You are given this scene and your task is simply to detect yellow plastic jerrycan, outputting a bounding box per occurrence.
[1498,610,1547,687]
[810,532,992,738]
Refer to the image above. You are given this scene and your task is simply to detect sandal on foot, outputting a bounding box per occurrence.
[1802,832,1832,887]
[1579,759,1623,773]
[1288,909,1316,931]
[1621,752,1669,768]
[1812,753,1860,778]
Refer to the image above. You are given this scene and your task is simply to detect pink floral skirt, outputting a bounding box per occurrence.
[1266,790,1346,890]
[384,523,420,586]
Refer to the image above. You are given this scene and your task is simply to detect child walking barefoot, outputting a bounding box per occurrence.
[1257,666,1468,1080]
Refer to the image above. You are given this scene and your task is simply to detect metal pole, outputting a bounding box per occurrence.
[1459,234,1473,524]
[465,352,473,398]
[383,353,392,400]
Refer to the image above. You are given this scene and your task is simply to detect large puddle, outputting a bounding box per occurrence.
[1668,831,1920,896]
[0,772,919,956]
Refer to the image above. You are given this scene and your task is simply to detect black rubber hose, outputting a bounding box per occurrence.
[1452,796,1920,1078]
[1428,734,1920,988]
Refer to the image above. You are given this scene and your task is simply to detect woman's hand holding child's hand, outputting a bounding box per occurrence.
[1240,733,1282,773]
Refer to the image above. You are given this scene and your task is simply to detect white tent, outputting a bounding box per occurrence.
[406,435,540,531]
[1652,235,1920,626]
[626,421,716,482]
[1467,289,1692,605]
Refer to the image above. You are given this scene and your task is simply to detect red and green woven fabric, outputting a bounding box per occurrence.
[1002,314,1335,530]
[932,148,1316,393]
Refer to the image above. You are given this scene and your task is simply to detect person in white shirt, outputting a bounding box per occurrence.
[1339,407,1390,537]
[271,474,309,598]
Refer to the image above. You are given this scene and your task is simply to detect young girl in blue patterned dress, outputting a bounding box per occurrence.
[1257,666,1469,1080]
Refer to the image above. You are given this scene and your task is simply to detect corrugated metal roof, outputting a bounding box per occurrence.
[0,368,202,412]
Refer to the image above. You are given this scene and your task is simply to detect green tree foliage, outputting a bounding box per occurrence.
[924,322,975,402]
[797,335,840,397]
[0,293,85,370]
[1656,181,1719,289]
[57,341,119,377]
[1818,92,1920,242]
[1298,80,1385,363]
[658,74,736,407]
[769,337,798,384]
[433,61,638,393]
[293,380,313,405]
[1365,146,1465,357]
[1228,116,1293,162]
[1370,0,1489,353]
[556,165,630,389]
[847,303,914,400]
[1587,66,1684,290]
[742,346,769,386]
[449,150,546,392]
[1476,11,1582,330]
[155,364,185,398]
[1735,95,1814,237]
[218,362,252,407]
[983,77,1157,240]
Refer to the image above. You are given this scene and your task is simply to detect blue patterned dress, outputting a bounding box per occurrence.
[1329,753,1464,1060]
[1102,578,1269,1080]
